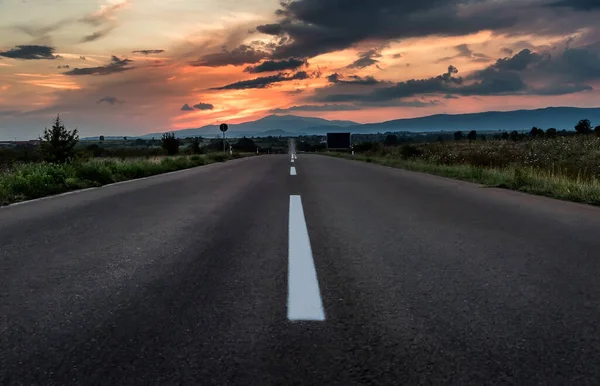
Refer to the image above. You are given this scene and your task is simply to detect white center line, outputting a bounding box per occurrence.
[288,195,325,321]
[290,166,297,176]
[291,159,294,163]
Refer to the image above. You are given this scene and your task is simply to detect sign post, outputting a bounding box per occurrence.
[219,123,228,152]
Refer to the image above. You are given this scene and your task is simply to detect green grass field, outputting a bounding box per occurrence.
[328,136,600,206]
[0,153,250,206]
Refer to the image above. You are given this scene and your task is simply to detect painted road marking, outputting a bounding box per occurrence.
[290,166,297,176]
[288,195,325,321]
[291,159,295,163]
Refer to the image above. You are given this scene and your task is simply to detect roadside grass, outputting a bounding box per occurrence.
[328,152,600,206]
[0,153,252,206]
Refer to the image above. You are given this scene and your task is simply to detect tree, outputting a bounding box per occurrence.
[189,137,202,154]
[530,126,544,138]
[479,134,487,141]
[546,128,557,138]
[123,136,128,141]
[453,131,464,141]
[38,115,79,163]
[384,134,397,146]
[575,119,592,134]
[467,130,477,142]
[501,131,510,140]
[161,132,180,155]
[233,137,257,152]
[595,126,600,137]
[99,135,105,141]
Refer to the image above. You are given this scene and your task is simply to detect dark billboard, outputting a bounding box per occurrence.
[327,132,351,149]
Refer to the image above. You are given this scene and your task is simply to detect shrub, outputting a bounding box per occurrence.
[208,153,228,163]
[74,161,114,184]
[161,132,180,155]
[400,144,423,159]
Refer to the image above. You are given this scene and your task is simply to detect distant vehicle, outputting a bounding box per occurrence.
[326,132,351,150]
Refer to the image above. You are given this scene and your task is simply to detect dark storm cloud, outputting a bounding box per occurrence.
[180,104,194,111]
[490,49,543,71]
[255,0,523,60]
[64,55,133,75]
[0,45,57,60]
[57,65,70,69]
[132,49,165,55]
[193,102,214,110]
[190,44,269,67]
[347,48,383,69]
[501,47,514,55]
[210,71,310,90]
[549,0,600,10]
[244,57,307,73]
[97,96,124,105]
[314,43,600,103]
[316,65,464,103]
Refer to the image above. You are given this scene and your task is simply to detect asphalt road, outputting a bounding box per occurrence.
[2,147,600,385]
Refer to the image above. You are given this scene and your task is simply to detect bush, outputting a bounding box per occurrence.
[74,161,114,184]
[400,144,423,159]
[161,132,180,155]
[207,153,228,162]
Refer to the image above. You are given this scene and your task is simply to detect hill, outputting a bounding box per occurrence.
[82,107,600,140]
[356,107,600,133]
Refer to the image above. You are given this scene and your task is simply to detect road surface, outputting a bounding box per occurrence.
[2,147,600,385]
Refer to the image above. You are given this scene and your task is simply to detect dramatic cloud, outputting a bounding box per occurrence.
[0,45,57,60]
[181,104,194,111]
[490,49,542,71]
[132,49,165,55]
[314,45,600,104]
[347,48,383,69]
[255,0,524,59]
[244,58,307,73]
[97,96,125,105]
[211,71,310,90]
[501,47,514,55]
[64,56,133,76]
[190,44,269,67]
[192,102,214,110]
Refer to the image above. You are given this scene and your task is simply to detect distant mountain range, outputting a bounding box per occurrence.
[82,107,600,139]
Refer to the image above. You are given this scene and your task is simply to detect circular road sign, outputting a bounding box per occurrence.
[219,123,228,132]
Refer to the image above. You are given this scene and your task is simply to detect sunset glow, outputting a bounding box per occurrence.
[1,0,600,139]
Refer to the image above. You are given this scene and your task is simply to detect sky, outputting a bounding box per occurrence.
[1,0,600,139]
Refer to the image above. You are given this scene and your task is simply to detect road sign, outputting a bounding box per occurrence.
[220,123,228,152]
[326,132,351,150]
